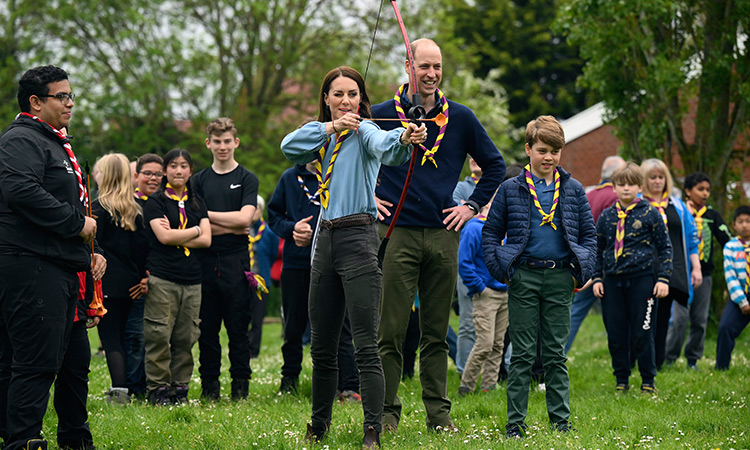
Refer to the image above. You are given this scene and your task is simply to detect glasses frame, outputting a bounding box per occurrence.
[38,93,76,103]
[139,171,164,179]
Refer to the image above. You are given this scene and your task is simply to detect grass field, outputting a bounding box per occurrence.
[41,311,750,449]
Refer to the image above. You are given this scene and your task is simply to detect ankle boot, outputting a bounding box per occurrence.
[362,426,380,448]
[231,379,249,400]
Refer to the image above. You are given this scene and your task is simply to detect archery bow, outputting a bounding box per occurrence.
[376,0,425,267]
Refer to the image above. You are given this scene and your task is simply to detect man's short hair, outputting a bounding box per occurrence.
[611,162,644,187]
[525,115,565,150]
[17,65,69,113]
[136,153,164,173]
[684,172,711,190]
[206,117,237,138]
[601,156,626,180]
[734,205,750,222]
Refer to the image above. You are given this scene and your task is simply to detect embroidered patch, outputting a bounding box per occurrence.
[632,220,642,229]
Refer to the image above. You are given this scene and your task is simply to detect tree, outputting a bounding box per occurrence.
[555,0,750,214]
[446,0,592,133]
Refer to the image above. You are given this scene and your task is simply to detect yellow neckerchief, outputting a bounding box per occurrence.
[524,165,560,230]
[614,199,640,260]
[644,191,669,227]
[393,84,449,168]
[313,129,350,209]
[688,203,707,260]
[164,183,190,256]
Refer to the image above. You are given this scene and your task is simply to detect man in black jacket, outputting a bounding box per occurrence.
[0,66,98,450]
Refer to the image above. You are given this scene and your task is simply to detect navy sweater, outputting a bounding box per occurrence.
[372,94,505,228]
[267,165,320,270]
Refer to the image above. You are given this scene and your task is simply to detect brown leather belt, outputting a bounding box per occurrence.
[320,213,374,230]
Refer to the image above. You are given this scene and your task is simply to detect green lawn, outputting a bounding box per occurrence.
[42,311,750,449]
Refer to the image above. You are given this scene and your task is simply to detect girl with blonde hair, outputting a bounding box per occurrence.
[94,153,148,403]
[640,158,702,371]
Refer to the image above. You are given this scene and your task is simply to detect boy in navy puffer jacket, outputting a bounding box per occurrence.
[482,116,596,438]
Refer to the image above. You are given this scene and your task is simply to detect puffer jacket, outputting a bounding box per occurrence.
[482,167,596,286]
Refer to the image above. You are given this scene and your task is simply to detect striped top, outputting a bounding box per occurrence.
[723,237,749,308]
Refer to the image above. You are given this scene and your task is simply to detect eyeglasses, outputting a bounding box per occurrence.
[38,93,76,104]
[140,171,164,179]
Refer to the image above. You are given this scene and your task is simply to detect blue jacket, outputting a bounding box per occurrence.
[267,164,320,270]
[458,216,507,296]
[482,167,597,286]
[668,195,700,304]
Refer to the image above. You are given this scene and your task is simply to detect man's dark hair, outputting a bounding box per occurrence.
[136,153,164,173]
[734,205,750,222]
[17,65,69,113]
[684,172,711,190]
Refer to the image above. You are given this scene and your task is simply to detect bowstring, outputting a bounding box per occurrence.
[363,0,385,84]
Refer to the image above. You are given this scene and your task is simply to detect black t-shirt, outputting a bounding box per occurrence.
[93,200,148,299]
[191,165,259,253]
[144,191,208,284]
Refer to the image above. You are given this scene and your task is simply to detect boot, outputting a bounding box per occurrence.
[201,379,220,401]
[304,423,328,444]
[106,387,130,405]
[279,376,298,394]
[362,426,380,449]
[147,386,172,406]
[231,379,249,401]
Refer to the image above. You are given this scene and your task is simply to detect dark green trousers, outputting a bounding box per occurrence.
[506,265,574,427]
[377,225,459,429]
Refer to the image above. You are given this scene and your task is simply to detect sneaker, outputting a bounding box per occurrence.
[362,426,381,449]
[505,423,526,439]
[231,379,249,401]
[615,383,630,393]
[173,384,189,403]
[106,387,130,405]
[553,421,576,433]
[640,383,658,396]
[147,386,173,406]
[24,439,47,450]
[279,377,298,394]
[337,390,361,403]
[201,379,220,401]
[687,360,698,370]
[457,385,472,396]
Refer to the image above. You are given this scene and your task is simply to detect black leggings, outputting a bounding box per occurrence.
[97,297,132,387]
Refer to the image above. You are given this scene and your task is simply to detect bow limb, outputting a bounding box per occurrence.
[377,0,422,266]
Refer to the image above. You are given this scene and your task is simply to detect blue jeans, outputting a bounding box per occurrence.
[124,295,146,395]
[565,288,597,353]
[455,276,475,374]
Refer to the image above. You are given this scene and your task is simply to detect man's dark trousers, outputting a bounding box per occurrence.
[0,255,78,450]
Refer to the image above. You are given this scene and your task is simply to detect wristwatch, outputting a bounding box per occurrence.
[464,200,480,215]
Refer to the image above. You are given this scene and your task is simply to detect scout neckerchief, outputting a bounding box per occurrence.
[298,175,321,206]
[393,83,449,168]
[134,188,148,201]
[740,238,750,294]
[688,203,707,260]
[165,183,190,256]
[314,129,350,209]
[19,112,86,205]
[595,181,613,190]
[471,175,480,184]
[614,198,641,260]
[247,220,268,300]
[248,220,266,269]
[525,164,560,230]
[644,192,669,227]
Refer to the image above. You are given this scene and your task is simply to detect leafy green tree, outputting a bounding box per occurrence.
[556,0,750,213]
[446,0,591,132]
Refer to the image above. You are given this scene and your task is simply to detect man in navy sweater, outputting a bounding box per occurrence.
[373,38,505,431]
